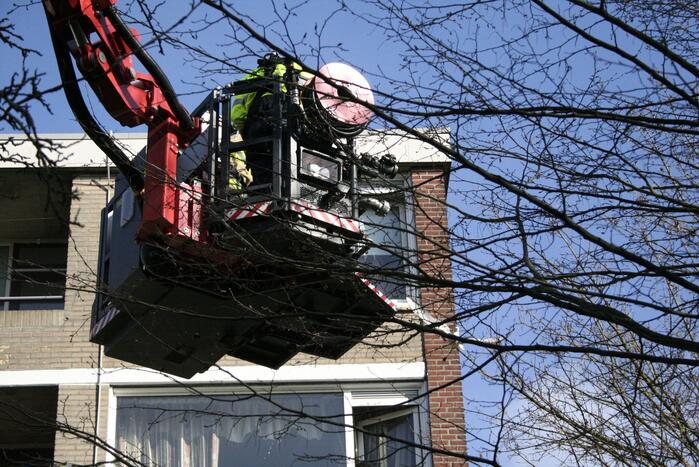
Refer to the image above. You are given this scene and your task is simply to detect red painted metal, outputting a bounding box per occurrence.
[47,0,165,126]
[140,117,180,237]
[175,180,203,242]
[46,0,200,240]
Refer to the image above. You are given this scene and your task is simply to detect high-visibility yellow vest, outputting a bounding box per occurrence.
[230,62,309,130]
[228,132,251,190]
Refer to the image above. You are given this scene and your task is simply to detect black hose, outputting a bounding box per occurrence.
[302,78,367,138]
[46,13,145,192]
[104,7,195,131]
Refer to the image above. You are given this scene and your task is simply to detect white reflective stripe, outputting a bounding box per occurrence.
[91,304,122,338]
[226,201,273,221]
[290,201,363,233]
[359,276,398,311]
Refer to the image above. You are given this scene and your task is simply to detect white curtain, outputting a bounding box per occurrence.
[117,393,345,466]
[361,413,416,467]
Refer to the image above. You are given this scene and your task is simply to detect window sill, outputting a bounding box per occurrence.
[391,297,418,312]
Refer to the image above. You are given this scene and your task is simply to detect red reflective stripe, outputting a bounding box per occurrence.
[227,201,272,221]
[227,200,362,232]
[359,276,398,311]
[91,304,121,338]
[290,201,362,233]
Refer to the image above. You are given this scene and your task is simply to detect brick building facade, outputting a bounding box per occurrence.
[0,132,466,466]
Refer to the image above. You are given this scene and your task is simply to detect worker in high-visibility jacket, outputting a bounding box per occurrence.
[230,55,311,189]
[227,133,252,191]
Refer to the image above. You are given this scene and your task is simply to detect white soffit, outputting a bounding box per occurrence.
[0,133,146,168]
[1,129,450,168]
[0,362,425,387]
[355,128,451,165]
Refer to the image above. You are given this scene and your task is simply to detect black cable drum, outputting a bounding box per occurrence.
[300,63,375,139]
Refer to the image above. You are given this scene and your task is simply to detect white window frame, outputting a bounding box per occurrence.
[106,381,429,467]
[354,407,417,467]
[0,240,68,311]
[358,176,418,307]
[351,388,430,467]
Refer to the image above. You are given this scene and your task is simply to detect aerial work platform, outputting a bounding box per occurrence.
[43,0,398,378]
[91,227,396,377]
[89,82,398,378]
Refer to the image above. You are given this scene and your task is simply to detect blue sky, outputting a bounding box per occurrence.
[2,0,401,134]
[2,2,574,465]
[5,2,691,465]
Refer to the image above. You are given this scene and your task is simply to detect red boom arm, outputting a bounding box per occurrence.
[44,0,200,236]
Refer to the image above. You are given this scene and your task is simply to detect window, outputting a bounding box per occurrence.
[354,407,421,467]
[0,243,68,310]
[116,393,347,467]
[112,384,428,467]
[359,183,414,301]
[350,387,427,467]
[0,386,58,465]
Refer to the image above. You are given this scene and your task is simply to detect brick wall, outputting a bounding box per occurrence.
[1,164,465,464]
[411,168,468,466]
[0,174,106,370]
[0,168,423,372]
[216,319,424,367]
[53,383,110,465]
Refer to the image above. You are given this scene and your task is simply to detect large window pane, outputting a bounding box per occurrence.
[116,393,346,467]
[363,414,415,467]
[0,246,8,298]
[3,243,67,310]
[10,271,65,296]
[360,208,407,300]
[13,244,67,269]
[356,408,416,467]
